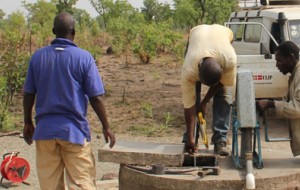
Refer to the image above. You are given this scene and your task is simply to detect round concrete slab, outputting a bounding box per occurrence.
[119,140,300,190]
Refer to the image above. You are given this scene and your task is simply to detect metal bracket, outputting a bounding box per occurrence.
[263,111,291,142]
[231,105,263,169]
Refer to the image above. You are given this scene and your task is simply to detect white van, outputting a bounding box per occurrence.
[226,0,300,99]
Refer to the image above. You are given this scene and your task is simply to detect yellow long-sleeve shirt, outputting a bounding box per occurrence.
[181,24,237,108]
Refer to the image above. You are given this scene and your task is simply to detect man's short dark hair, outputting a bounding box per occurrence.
[199,58,222,86]
[53,12,75,36]
[275,41,299,60]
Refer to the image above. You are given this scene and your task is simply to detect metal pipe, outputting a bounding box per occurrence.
[245,152,255,189]
[246,158,255,189]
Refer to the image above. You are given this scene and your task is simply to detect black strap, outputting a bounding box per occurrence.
[195,81,201,110]
[195,81,202,145]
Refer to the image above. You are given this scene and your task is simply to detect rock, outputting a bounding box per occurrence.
[106,47,113,55]
[101,173,118,180]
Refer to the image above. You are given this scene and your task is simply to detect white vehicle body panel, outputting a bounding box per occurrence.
[226,5,300,99]
[237,55,289,98]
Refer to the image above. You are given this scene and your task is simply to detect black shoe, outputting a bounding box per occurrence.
[214,141,230,156]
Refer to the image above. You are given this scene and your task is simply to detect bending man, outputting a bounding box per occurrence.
[181,24,237,156]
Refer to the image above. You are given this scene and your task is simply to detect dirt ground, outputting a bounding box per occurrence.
[91,52,213,139]
[0,52,214,189]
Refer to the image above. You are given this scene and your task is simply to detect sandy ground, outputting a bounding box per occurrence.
[0,133,185,190]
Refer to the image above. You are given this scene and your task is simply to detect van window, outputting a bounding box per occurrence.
[230,18,244,41]
[289,20,300,47]
[270,23,282,54]
[244,18,263,43]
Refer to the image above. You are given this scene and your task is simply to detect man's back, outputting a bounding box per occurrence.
[181,24,237,108]
[24,38,105,145]
[22,12,115,190]
[184,24,236,73]
[189,24,233,51]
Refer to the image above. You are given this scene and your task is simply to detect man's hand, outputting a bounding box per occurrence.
[23,123,35,145]
[197,102,206,117]
[185,138,197,155]
[103,128,116,148]
[256,99,275,112]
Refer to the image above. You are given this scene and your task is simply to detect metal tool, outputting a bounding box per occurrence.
[197,112,209,149]
[126,164,223,178]
[197,166,220,178]
[126,164,203,175]
[194,119,198,167]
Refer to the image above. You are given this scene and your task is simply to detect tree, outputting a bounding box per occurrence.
[173,0,237,29]
[89,0,113,28]
[55,0,78,14]
[141,0,173,23]
[202,0,236,24]
[132,23,160,64]
[89,0,135,29]
[173,0,199,29]
[106,0,135,18]
[107,17,140,63]
[0,9,5,19]
[0,11,29,129]
[73,8,93,30]
[22,0,57,47]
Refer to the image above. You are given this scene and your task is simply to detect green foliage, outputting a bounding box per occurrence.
[173,0,237,28]
[106,17,138,59]
[157,22,184,54]
[55,0,78,14]
[106,0,135,19]
[128,111,174,136]
[73,8,93,30]
[0,9,6,19]
[203,0,236,24]
[0,111,22,131]
[173,0,199,29]
[90,20,101,36]
[128,125,156,137]
[0,11,30,129]
[106,15,184,64]
[141,0,173,23]
[132,22,184,64]
[171,37,186,62]
[151,69,161,80]
[72,9,102,60]
[90,0,135,28]
[23,0,57,47]
[164,112,174,126]
[23,0,56,27]
[89,0,111,28]
[159,112,174,130]
[75,29,102,60]
[140,101,154,119]
[128,12,146,23]
[132,23,162,64]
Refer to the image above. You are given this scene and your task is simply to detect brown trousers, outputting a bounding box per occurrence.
[35,139,96,190]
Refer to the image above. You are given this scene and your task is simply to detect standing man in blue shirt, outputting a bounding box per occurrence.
[23,12,116,190]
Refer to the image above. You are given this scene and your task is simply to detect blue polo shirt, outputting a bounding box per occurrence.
[23,38,105,145]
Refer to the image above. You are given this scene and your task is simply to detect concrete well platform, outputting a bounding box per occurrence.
[118,142,300,190]
[99,117,300,190]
